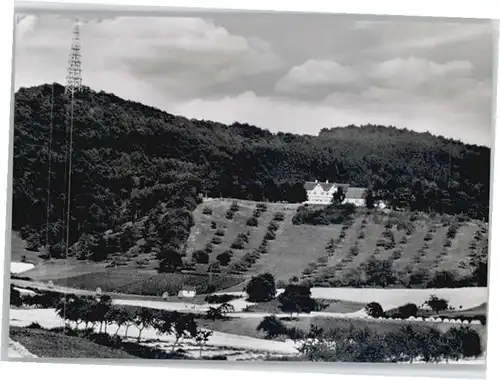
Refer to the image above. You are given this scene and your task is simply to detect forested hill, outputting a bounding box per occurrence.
[12,83,490,267]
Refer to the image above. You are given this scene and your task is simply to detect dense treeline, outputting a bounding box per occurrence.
[13,84,490,266]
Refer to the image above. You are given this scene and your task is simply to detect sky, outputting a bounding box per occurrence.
[13,12,495,147]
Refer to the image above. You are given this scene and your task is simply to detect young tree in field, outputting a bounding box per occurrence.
[121,309,134,338]
[109,307,131,336]
[133,307,155,342]
[278,284,315,319]
[195,329,213,358]
[205,302,235,321]
[245,273,276,302]
[364,302,384,318]
[425,295,449,314]
[95,295,113,333]
[155,311,198,353]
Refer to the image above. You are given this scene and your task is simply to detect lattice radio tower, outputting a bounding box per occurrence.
[65,17,82,95]
[62,17,82,263]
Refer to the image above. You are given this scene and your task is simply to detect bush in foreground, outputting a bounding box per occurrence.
[298,323,483,363]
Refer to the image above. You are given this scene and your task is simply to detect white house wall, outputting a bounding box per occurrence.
[344,198,366,206]
[305,184,338,204]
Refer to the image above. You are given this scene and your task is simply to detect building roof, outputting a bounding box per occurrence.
[304,181,351,192]
[304,181,319,191]
[346,187,368,199]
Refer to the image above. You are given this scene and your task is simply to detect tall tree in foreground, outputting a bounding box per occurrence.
[245,273,276,302]
[278,283,315,318]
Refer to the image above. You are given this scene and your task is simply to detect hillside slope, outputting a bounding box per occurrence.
[185,199,488,287]
[13,84,490,266]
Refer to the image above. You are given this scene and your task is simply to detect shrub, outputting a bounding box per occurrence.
[245,273,276,302]
[256,203,267,212]
[247,217,258,227]
[210,221,217,230]
[317,256,329,265]
[391,303,418,319]
[211,236,222,245]
[382,229,393,239]
[444,326,483,358]
[204,243,214,253]
[214,229,225,237]
[268,221,280,232]
[391,249,402,260]
[225,210,234,220]
[424,232,433,241]
[349,245,359,257]
[252,210,262,218]
[216,251,233,266]
[446,224,459,239]
[231,241,245,250]
[257,243,268,254]
[192,250,209,264]
[204,294,242,304]
[384,239,396,250]
[273,212,285,221]
[264,230,276,241]
[202,207,213,215]
[302,267,313,276]
[425,295,449,314]
[365,302,384,318]
[242,251,260,265]
[257,315,287,339]
[231,233,249,249]
[239,232,250,242]
[230,202,239,212]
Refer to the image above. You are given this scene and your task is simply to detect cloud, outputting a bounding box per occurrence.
[276,56,475,94]
[367,57,474,90]
[13,13,493,147]
[275,59,358,93]
[14,16,283,99]
[15,14,37,41]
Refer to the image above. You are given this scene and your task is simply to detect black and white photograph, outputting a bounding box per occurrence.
[6,10,493,364]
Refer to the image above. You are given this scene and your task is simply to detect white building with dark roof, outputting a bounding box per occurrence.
[303,180,368,206]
